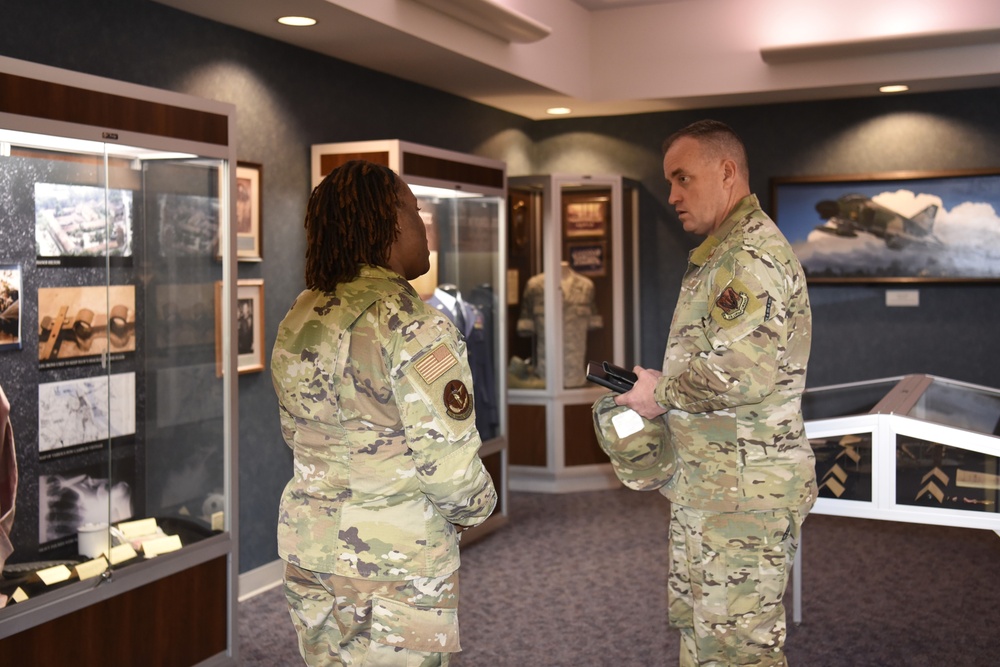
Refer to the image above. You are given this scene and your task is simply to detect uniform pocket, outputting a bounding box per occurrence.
[701,511,793,618]
[369,595,460,653]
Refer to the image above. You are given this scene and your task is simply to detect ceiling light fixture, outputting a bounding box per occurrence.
[879,84,909,93]
[546,107,572,116]
[277,16,317,27]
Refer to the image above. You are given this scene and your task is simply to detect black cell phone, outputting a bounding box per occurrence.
[586,360,637,393]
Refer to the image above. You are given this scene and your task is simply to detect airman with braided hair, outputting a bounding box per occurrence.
[272,159,496,666]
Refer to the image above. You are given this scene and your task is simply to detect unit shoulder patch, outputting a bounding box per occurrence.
[443,379,473,420]
[711,277,763,330]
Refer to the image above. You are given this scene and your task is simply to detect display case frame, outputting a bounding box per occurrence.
[506,174,640,493]
[311,139,509,540]
[0,56,238,665]
[792,374,1000,624]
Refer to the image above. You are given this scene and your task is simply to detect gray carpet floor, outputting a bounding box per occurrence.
[239,488,1000,666]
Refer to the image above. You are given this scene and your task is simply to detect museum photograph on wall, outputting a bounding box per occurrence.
[0,56,239,666]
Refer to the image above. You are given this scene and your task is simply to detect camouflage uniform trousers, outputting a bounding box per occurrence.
[667,505,803,666]
[284,562,461,667]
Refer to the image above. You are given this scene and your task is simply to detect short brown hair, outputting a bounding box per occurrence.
[304,160,401,292]
[662,119,749,178]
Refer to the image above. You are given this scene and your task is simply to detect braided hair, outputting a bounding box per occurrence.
[304,160,401,292]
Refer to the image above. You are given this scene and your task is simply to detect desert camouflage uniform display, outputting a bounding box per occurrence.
[655,195,816,666]
[518,267,602,388]
[272,265,497,666]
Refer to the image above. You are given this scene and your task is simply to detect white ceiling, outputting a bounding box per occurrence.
[152,0,1000,120]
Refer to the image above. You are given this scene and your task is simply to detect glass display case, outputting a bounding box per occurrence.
[0,56,237,665]
[506,175,639,492]
[310,139,509,539]
[802,374,1000,526]
[792,374,1000,623]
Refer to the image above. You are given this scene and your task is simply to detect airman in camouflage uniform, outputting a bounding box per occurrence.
[272,160,496,666]
[617,121,816,666]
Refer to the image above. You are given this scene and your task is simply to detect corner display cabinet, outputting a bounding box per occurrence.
[311,139,510,541]
[791,374,1000,623]
[506,175,639,492]
[0,57,239,665]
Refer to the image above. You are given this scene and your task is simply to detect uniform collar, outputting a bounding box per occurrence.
[688,194,759,267]
[358,264,418,295]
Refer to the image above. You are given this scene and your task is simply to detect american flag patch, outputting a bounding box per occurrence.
[413,343,458,384]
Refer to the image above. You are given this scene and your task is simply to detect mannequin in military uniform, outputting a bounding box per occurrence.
[271,160,497,666]
[517,262,602,388]
[616,121,815,666]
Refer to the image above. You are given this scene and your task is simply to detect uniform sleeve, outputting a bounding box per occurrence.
[656,250,788,413]
[390,311,497,527]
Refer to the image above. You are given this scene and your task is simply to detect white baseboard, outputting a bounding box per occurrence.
[238,558,284,602]
[508,466,620,493]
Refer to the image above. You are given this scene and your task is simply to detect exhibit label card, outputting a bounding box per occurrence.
[142,534,183,558]
[37,564,73,585]
[75,557,109,581]
[108,543,139,565]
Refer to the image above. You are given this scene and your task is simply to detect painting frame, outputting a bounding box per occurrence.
[215,278,265,375]
[236,161,263,262]
[771,169,1000,283]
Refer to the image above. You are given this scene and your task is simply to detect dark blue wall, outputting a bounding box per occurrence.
[524,95,1000,387]
[3,0,998,573]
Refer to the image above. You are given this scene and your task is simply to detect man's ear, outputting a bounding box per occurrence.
[721,158,737,186]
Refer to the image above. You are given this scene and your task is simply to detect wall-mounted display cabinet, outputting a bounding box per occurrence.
[791,373,1000,623]
[506,174,639,493]
[0,56,238,665]
[311,139,509,540]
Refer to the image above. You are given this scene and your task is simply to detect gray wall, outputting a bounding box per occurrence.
[3,0,998,573]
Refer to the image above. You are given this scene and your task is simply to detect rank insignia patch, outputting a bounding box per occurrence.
[414,343,458,384]
[444,380,473,420]
[716,286,749,320]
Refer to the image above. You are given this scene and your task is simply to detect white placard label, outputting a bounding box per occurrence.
[611,409,644,438]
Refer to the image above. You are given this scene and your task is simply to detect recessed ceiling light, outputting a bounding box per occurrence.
[546,107,572,116]
[879,84,909,93]
[278,16,317,27]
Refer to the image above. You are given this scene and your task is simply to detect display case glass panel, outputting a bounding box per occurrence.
[412,185,503,442]
[507,177,636,393]
[1,128,230,613]
[812,432,873,502]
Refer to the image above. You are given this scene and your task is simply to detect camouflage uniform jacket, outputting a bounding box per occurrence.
[271,265,497,580]
[655,194,817,513]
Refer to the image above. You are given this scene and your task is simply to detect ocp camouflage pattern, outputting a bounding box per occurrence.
[655,195,817,513]
[272,265,496,580]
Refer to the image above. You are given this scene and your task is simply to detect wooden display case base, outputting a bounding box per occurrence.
[0,556,228,666]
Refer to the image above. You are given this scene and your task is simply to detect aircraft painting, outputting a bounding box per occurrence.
[813,194,942,250]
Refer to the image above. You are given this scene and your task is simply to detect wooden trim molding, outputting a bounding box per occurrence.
[0,72,228,145]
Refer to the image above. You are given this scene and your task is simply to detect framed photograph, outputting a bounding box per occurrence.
[38,284,136,367]
[0,264,22,351]
[35,182,133,268]
[566,241,607,277]
[771,169,1000,282]
[236,162,262,261]
[216,279,264,375]
[563,194,608,238]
